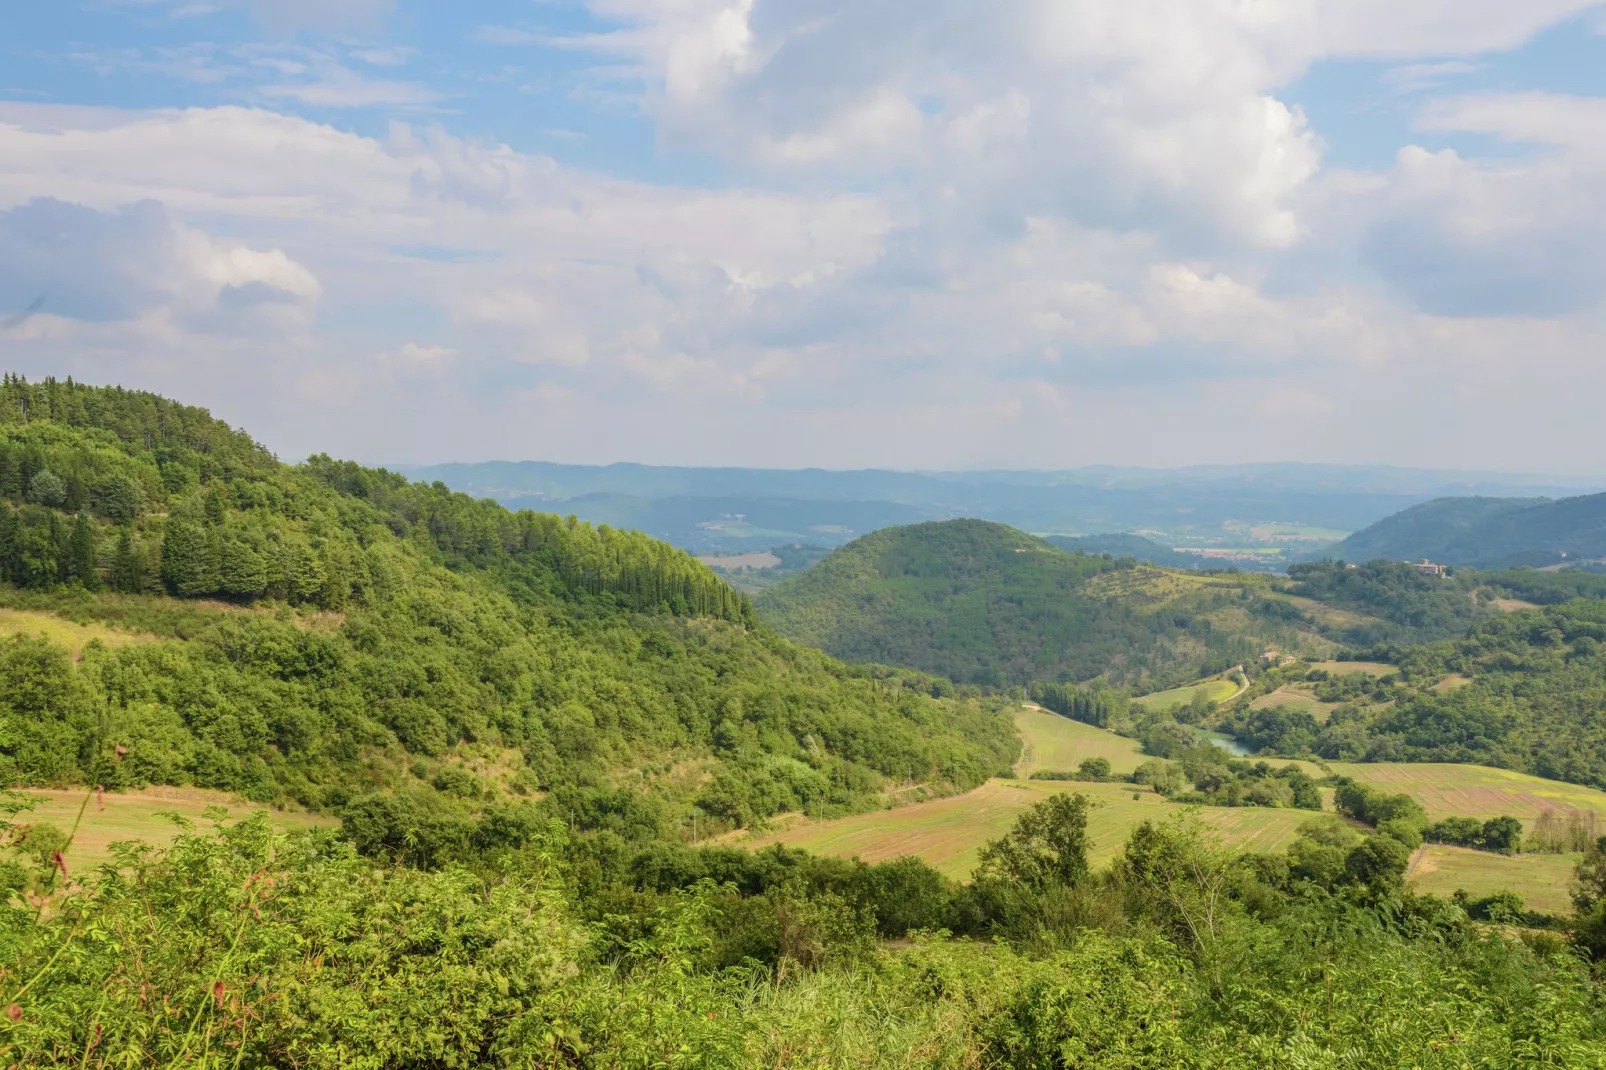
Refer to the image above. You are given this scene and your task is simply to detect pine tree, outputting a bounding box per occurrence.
[0,503,19,583]
[110,526,142,593]
[68,513,99,589]
[0,449,19,500]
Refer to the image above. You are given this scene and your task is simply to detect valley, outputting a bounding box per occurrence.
[5,376,1606,1065]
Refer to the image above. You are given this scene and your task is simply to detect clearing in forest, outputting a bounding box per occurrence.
[1132,678,1240,712]
[1250,687,1342,723]
[1408,844,1580,916]
[9,787,335,870]
[0,607,159,659]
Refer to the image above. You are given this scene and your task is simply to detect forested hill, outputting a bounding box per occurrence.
[0,374,1017,836]
[754,519,1333,689]
[1329,491,1606,568]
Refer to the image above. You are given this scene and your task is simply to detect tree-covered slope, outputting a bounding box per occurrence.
[754,519,1330,689]
[1329,492,1606,568]
[0,375,1017,832]
[1042,532,1207,570]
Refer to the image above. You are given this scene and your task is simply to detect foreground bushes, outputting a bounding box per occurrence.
[4,795,1605,1068]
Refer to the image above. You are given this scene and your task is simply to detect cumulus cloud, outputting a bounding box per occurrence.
[7,0,1606,469]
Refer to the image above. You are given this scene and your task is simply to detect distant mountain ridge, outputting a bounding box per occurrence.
[1328,492,1606,568]
[398,460,1603,557]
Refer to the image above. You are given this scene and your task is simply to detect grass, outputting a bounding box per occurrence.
[10,786,335,871]
[1309,660,1396,677]
[0,607,160,659]
[1330,762,1606,825]
[1132,678,1240,712]
[749,779,1313,880]
[1249,687,1342,724]
[1015,707,1146,777]
[1407,845,1580,916]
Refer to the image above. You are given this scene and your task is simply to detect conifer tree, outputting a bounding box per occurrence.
[110,525,142,594]
[68,513,98,589]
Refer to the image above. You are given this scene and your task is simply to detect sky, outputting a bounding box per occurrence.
[2,1,1606,472]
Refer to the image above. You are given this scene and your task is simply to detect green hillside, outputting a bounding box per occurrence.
[1329,491,1606,568]
[755,519,1334,689]
[0,375,1018,842]
[1042,532,1210,570]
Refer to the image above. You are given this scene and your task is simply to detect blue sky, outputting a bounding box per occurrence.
[3,1,1606,471]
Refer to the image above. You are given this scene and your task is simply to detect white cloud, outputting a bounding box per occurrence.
[7,0,1606,469]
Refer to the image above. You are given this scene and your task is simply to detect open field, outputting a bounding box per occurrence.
[1015,707,1145,777]
[1328,762,1606,825]
[1408,845,1580,916]
[1249,687,1341,723]
[10,787,335,870]
[696,552,782,571]
[1133,678,1240,711]
[0,607,159,659]
[749,779,1314,880]
[1309,660,1396,677]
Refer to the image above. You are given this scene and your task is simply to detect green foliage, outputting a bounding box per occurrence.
[1426,815,1525,853]
[0,375,1017,826]
[758,520,1274,689]
[975,793,1092,891]
[1287,560,1490,644]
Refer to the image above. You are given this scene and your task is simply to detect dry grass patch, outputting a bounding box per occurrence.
[1309,661,1397,677]
[0,608,162,660]
[1249,687,1342,723]
[1408,845,1579,916]
[1333,762,1606,825]
[10,786,335,870]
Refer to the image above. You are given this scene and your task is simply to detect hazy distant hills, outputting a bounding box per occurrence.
[1328,493,1606,568]
[1041,533,1212,570]
[398,460,1602,556]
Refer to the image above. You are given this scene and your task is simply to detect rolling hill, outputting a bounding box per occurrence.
[1328,491,1606,568]
[0,374,1018,840]
[1042,532,1211,570]
[754,519,1338,689]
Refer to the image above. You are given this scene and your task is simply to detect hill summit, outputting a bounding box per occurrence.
[754,519,1310,688]
[1328,491,1606,568]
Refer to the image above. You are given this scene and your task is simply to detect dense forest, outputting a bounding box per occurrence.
[755,520,1324,690]
[0,375,1018,835]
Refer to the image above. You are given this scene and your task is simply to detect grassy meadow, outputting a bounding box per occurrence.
[1132,677,1241,711]
[11,786,335,870]
[749,778,1310,880]
[747,707,1606,909]
[0,606,159,659]
[1408,845,1581,915]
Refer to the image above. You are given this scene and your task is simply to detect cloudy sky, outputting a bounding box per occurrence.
[3,1,1605,471]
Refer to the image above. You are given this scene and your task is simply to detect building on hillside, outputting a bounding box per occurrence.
[1408,559,1449,578]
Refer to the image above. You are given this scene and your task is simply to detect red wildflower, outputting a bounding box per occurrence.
[5,1004,20,1023]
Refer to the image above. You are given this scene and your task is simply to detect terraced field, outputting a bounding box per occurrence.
[10,786,335,870]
